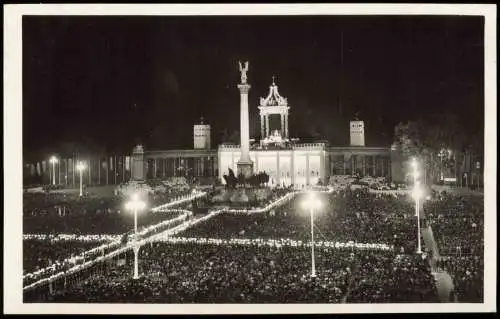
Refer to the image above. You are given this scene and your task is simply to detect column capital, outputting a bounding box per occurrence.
[237,84,251,94]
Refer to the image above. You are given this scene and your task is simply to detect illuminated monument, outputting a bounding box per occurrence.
[218,69,327,187]
[128,63,392,187]
[236,61,254,178]
[26,62,393,187]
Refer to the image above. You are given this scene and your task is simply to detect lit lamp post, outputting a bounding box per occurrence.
[411,158,420,217]
[301,192,322,277]
[76,161,86,197]
[49,156,58,185]
[411,158,422,254]
[125,193,146,280]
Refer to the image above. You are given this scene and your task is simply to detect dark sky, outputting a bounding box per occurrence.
[23,15,484,156]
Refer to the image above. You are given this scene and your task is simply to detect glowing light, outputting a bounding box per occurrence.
[412,186,423,200]
[125,194,146,211]
[301,192,322,210]
[49,156,58,164]
[76,161,86,171]
[411,158,418,169]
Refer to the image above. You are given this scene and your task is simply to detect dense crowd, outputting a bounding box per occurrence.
[436,256,483,302]
[425,194,484,256]
[424,192,484,302]
[22,185,484,304]
[31,241,437,303]
[23,189,195,281]
[346,252,437,302]
[23,193,190,235]
[182,189,423,254]
[23,239,106,274]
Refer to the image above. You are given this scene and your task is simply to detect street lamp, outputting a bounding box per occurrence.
[125,193,146,279]
[301,191,322,277]
[76,161,86,197]
[412,175,423,255]
[49,156,58,185]
[411,158,419,216]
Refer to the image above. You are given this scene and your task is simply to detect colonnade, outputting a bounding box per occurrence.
[260,113,289,138]
[329,154,390,178]
[145,156,218,179]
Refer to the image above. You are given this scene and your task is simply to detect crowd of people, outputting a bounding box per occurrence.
[22,184,484,304]
[33,241,437,303]
[23,239,106,274]
[424,193,484,256]
[436,256,483,302]
[23,193,189,235]
[346,252,437,302]
[182,189,423,254]
[23,189,195,283]
[424,192,484,302]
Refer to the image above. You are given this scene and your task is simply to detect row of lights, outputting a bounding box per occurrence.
[44,156,425,281]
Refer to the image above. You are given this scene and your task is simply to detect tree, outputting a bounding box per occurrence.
[394,120,444,183]
[393,114,474,185]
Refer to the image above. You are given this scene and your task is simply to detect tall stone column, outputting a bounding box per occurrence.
[163,158,166,177]
[173,158,176,177]
[381,158,385,177]
[260,114,265,139]
[343,154,347,175]
[306,153,310,186]
[284,114,289,138]
[362,156,366,177]
[280,114,285,136]
[320,150,325,184]
[153,159,157,178]
[265,115,270,137]
[237,61,253,178]
[372,156,376,177]
[200,157,205,177]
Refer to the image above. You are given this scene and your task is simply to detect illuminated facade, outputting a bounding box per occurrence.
[135,73,391,188]
[22,66,392,187]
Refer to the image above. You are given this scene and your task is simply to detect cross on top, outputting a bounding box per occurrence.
[272,76,276,85]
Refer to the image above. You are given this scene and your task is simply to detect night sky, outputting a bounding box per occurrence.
[23,15,484,158]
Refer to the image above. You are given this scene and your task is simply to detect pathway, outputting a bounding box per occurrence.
[433,270,455,302]
[420,218,455,302]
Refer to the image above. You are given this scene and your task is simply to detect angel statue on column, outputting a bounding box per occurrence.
[239,61,249,84]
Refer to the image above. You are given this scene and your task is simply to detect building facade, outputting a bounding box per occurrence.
[133,76,392,187]
[23,69,392,187]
